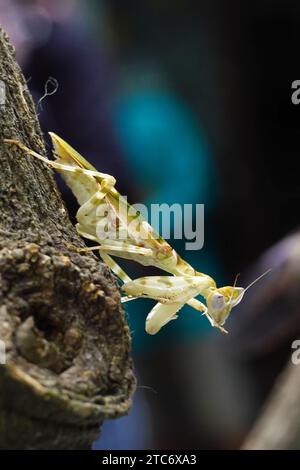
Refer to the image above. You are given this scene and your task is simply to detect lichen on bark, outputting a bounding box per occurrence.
[0,28,135,450]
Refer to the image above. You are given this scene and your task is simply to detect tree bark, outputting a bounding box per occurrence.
[0,28,135,450]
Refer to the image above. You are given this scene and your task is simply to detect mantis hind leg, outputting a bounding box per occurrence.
[4,139,116,185]
[73,225,133,285]
[73,242,153,258]
[100,252,132,284]
[4,139,59,168]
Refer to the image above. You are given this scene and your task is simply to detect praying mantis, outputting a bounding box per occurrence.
[4,134,269,335]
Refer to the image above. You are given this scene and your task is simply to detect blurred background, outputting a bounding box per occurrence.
[2,0,300,449]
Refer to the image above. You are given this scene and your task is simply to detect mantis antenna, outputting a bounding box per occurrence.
[229,272,240,304]
[244,268,272,293]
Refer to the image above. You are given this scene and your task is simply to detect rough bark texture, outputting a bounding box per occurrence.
[0,28,135,449]
[242,363,300,449]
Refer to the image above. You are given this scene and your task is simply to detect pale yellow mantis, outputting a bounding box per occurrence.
[4,134,269,335]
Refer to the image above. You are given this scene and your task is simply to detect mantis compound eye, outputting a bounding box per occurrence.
[229,287,245,307]
[210,293,226,311]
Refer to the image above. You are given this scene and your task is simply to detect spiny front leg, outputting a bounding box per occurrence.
[122,275,213,304]
[145,296,228,335]
[145,302,184,335]
[122,275,228,334]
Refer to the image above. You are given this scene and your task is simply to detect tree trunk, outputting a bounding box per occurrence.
[0,28,135,450]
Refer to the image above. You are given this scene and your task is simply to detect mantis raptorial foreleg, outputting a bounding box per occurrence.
[76,242,224,326]
[121,274,229,333]
[122,276,208,304]
[186,297,207,313]
[67,237,217,319]
[145,302,184,335]
[120,275,212,334]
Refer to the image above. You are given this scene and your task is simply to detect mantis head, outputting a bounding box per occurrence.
[205,269,271,328]
[206,286,245,326]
